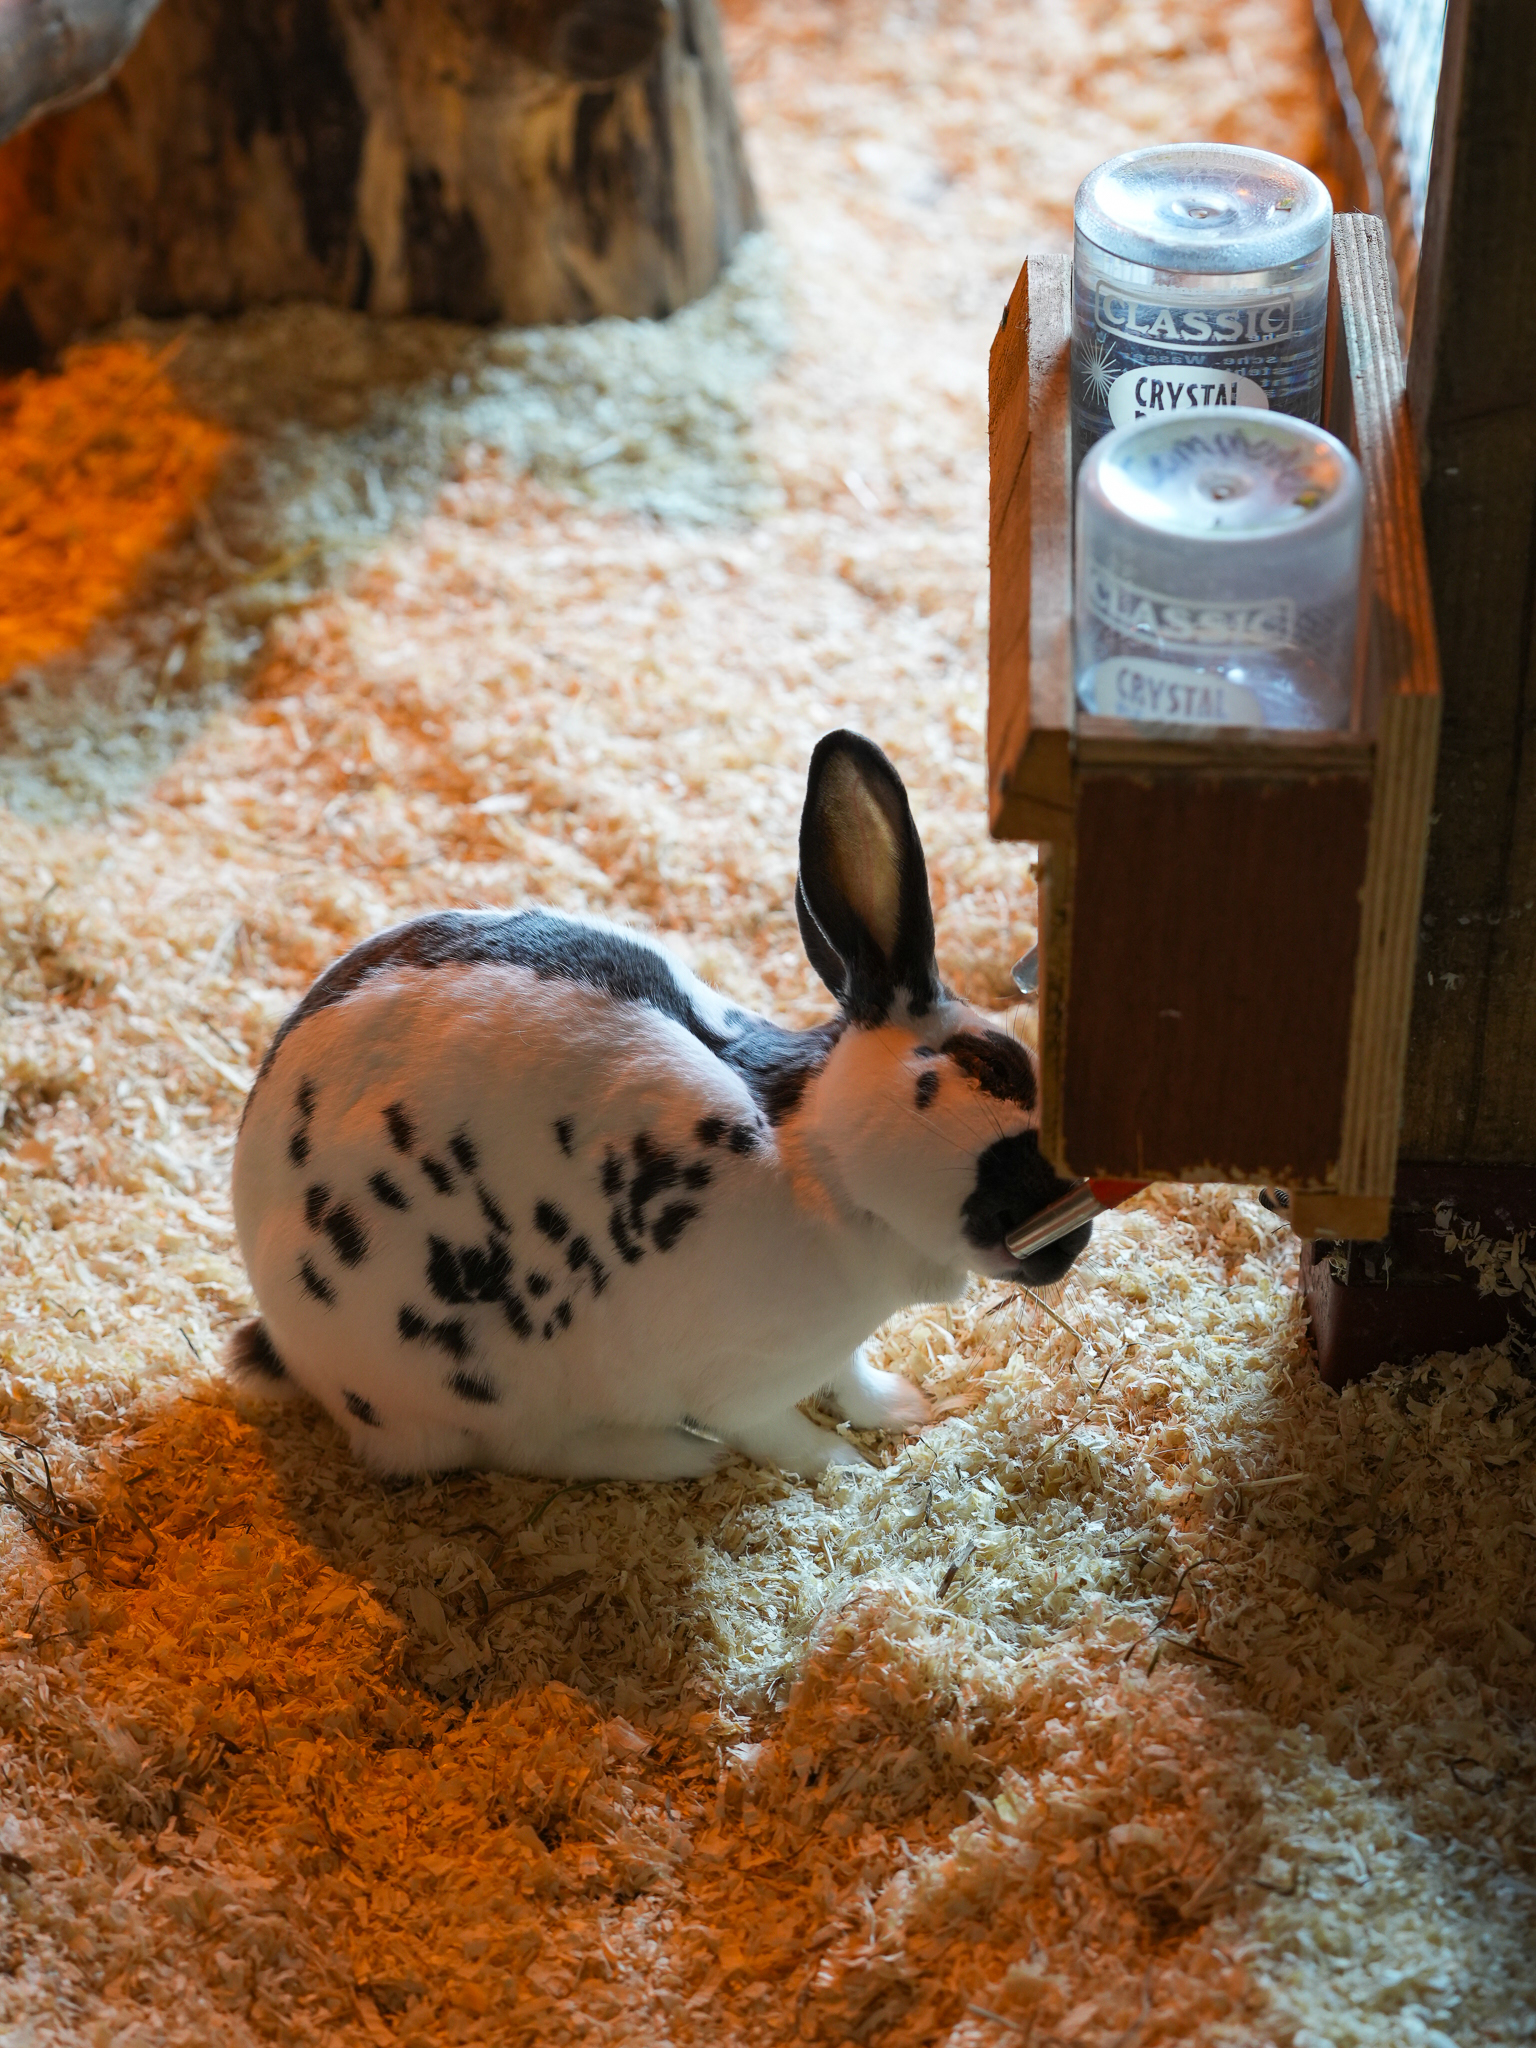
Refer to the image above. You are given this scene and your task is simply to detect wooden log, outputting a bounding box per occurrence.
[0,0,758,362]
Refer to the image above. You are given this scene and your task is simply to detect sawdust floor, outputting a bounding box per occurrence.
[1,0,1533,2043]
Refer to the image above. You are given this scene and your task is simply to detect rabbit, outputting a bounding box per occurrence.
[226,730,1091,1480]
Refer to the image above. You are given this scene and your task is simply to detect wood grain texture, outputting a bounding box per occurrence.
[1312,0,1421,336]
[988,254,1072,842]
[1400,0,1536,1162]
[0,0,757,346]
[1330,214,1441,1200]
[1059,771,1372,1186]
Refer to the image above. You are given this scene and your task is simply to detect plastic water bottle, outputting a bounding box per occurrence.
[1073,143,1333,466]
[1074,408,1363,732]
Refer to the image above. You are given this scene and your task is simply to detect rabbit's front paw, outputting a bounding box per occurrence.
[827,1350,933,1433]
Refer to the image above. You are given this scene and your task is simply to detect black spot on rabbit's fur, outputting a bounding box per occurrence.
[477,1183,511,1235]
[525,1270,552,1298]
[553,1300,573,1331]
[323,1202,369,1268]
[446,1368,499,1405]
[397,1305,472,1361]
[288,1128,310,1167]
[295,1078,318,1121]
[554,1118,575,1156]
[652,1202,700,1252]
[227,1317,286,1382]
[427,1232,512,1306]
[502,1292,533,1340]
[600,1149,624,1197]
[566,1235,591,1271]
[915,1069,940,1111]
[683,1160,712,1190]
[694,1116,725,1147]
[420,1155,455,1196]
[449,1131,479,1176]
[369,1169,411,1211]
[535,1200,570,1243]
[628,1133,681,1219]
[608,1208,643,1264]
[943,1030,1037,1111]
[343,1388,382,1427]
[727,1123,758,1156]
[299,1256,335,1306]
[384,1102,415,1153]
[304,1183,331,1229]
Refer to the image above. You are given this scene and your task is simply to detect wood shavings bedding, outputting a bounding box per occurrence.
[0,1,1531,2043]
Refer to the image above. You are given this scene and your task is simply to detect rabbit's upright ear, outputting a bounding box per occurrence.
[796,731,942,1023]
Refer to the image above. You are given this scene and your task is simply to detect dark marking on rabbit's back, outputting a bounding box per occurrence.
[369,1169,411,1211]
[420,1155,455,1196]
[915,1069,940,1111]
[299,1256,335,1306]
[249,908,843,1128]
[447,1368,499,1405]
[398,1305,472,1360]
[653,1202,700,1251]
[304,1182,331,1228]
[717,1017,843,1126]
[449,1131,478,1175]
[525,1270,552,1298]
[535,1201,570,1243]
[477,1183,511,1234]
[343,1389,382,1427]
[286,1080,318,1166]
[554,1118,575,1156]
[323,1202,369,1268]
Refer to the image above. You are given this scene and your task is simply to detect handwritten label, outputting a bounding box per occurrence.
[1084,565,1295,650]
[1080,657,1264,727]
[1094,286,1295,352]
[1106,366,1268,429]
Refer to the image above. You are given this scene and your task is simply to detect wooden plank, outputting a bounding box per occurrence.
[1329,214,1441,1204]
[1057,771,1371,1186]
[1400,0,1536,1163]
[1312,0,1422,336]
[988,254,1072,842]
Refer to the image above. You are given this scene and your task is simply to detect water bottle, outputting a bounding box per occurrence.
[1073,143,1334,466]
[1074,408,1364,732]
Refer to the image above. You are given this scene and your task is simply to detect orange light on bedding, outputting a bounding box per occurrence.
[0,340,231,685]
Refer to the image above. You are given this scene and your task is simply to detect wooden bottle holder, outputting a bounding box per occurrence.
[988,214,1441,1240]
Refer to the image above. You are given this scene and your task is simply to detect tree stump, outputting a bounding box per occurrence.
[0,0,759,366]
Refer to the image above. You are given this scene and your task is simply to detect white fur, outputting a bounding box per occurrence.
[232,938,1040,1481]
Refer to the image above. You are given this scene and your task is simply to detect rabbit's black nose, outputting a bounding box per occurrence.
[962,1131,1087,1280]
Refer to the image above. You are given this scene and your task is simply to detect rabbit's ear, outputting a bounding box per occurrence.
[796,731,942,1022]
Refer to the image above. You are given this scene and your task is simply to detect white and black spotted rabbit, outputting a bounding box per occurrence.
[228,731,1090,1479]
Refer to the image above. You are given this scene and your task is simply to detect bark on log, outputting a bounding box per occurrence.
[0,0,759,365]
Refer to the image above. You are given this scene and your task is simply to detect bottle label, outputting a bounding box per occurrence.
[1084,564,1295,650]
[1073,268,1328,460]
[1106,366,1269,429]
[1095,285,1295,348]
[1080,657,1264,726]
